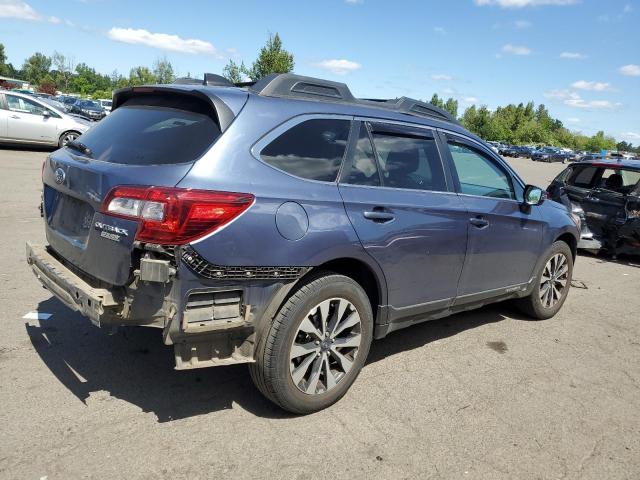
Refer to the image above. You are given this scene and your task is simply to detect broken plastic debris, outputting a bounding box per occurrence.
[23,312,52,320]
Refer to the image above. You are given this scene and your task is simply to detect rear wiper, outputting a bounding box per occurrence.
[66,140,93,157]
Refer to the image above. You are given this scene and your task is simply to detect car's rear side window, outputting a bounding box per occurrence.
[371,132,446,192]
[261,119,351,182]
[73,94,222,165]
[569,166,598,188]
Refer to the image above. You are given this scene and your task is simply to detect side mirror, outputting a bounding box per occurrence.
[42,110,50,118]
[523,185,544,206]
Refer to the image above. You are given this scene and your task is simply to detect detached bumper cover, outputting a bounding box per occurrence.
[25,242,120,326]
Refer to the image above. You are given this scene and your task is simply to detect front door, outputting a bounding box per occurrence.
[5,94,58,144]
[339,121,468,318]
[442,134,544,297]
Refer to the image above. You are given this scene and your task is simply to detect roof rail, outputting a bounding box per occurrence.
[250,73,356,102]
[248,73,459,124]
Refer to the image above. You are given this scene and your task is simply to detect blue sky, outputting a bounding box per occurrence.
[1,0,638,143]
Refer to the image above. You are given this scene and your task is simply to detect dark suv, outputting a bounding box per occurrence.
[546,159,640,257]
[26,74,580,413]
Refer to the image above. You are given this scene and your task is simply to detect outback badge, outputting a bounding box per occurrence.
[94,221,129,242]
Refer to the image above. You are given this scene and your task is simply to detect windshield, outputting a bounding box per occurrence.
[71,96,222,165]
[82,100,100,108]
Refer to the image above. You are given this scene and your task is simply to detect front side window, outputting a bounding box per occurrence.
[371,132,446,191]
[5,95,47,116]
[261,119,351,182]
[448,141,514,200]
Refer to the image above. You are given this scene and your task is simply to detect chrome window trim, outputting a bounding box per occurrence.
[250,113,354,185]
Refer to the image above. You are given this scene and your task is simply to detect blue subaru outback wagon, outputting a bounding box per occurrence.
[26,73,580,413]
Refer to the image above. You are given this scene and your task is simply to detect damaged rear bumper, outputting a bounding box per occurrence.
[26,242,121,326]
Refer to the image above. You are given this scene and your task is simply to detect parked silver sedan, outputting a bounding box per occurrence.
[0,91,91,148]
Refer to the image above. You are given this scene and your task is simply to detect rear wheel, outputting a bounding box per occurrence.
[515,241,573,319]
[250,273,373,414]
[59,131,80,148]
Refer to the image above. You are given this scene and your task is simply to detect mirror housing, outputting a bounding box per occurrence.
[523,185,545,206]
[42,110,50,118]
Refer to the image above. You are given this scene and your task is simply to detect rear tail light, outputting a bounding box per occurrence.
[101,186,254,245]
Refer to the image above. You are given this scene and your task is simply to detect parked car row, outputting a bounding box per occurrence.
[488,140,639,164]
[3,89,111,122]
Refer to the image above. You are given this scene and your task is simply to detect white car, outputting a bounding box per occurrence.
[97,98,112,114]
[0,91,91,147]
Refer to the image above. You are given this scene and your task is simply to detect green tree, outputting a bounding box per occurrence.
[153,56,175,84]
[128,66,156,86]
[0,43,7,76]
[52,51,74,92]
[444,98,458,118]
[22,52,51,85]
[244,33,294,80]
[430,93,444,109]
[222,59,247,84]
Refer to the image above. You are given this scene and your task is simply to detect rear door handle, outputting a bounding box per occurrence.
[10,115,20,119]
[469,216,490,229]
[363,210,395,223]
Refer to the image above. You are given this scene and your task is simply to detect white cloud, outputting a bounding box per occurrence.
[314,59,361,75]
[560,51,586,59]
[107,27,220,56]
[571,80,611,91]
[463,96,479,103]
[47,15,60,23]
[567,117,581,123]
[545,89,620,109]
[621,132,640,141]
[502,43,532,55]
[514,19,532,28]
[619,64,640,76]
[0,1,41,20]
[431,73,453,81]
[474,0,577,7]
[344,0,363,4]
[433,26,446,34]
[623,3,633,13]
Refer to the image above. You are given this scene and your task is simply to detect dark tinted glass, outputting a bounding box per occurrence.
[73,100,221,165]
[569,166,598,188]
[343,125,380,186]
[372,133,446,191]
[261,119,351,182]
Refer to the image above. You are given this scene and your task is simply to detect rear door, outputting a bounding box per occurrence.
[339,121,468,317]
[580,167,640,237]
[43,91,233,285]
[442,133,544,297]
[0,94,7,139]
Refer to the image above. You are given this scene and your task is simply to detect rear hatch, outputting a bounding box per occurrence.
[43,86,244,285]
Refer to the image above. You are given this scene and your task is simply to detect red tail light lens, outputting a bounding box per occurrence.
[102,186,254,245]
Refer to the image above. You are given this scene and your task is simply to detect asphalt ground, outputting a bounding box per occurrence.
[1,148,639,480]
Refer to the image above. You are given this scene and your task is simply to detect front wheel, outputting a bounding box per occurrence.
[515,241,573,319]
[250,273,373,414]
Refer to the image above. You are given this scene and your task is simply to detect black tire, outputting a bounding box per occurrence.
[58,131,81,148]
[515,241,573,320]
[249,273,373,414]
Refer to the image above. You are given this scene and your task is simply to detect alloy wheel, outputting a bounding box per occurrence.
[61,132,78,146]
[289,298,362,395]
[540,253,569,308]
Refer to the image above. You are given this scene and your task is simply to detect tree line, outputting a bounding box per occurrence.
[0,36,636,153]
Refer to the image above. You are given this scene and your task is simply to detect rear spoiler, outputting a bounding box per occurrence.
[111,85,236,131]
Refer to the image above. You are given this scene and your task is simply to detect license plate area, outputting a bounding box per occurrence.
[44,185,95,245]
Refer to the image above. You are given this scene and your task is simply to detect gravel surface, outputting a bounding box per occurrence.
[1,149,638,480]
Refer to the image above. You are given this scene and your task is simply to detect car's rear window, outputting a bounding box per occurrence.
[73,95,221,165]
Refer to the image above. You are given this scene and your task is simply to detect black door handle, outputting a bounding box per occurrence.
[469,216,490,229]
[363,210,395,223]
